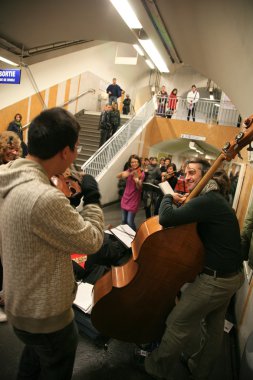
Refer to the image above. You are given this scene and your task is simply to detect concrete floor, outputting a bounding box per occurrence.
[0,202,238,380]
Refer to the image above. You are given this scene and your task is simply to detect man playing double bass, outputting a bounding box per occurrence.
[144,158,244,380]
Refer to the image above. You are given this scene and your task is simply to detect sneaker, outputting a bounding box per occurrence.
[0,308,7,322]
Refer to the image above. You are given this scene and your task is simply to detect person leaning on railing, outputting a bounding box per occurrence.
[157,85,168,117]
[187,85,199,122]
[166,88,178,119]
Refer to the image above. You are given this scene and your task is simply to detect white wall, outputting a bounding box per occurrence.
[160,65,208,98]
[0,42,151,112]
[98,119,152,205]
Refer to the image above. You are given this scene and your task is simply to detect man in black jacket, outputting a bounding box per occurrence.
[144,158,244,380]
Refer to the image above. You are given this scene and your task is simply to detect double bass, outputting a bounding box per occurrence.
[91,116,253,344]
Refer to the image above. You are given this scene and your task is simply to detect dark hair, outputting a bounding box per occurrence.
[167,163,177,172]
[212,169,230,200]
[187,158,211,176]
[28,107,80,159]
[128,154,141,168]
[172,88,177,94]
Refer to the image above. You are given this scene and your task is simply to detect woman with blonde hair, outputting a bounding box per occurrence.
[0,131,22,165]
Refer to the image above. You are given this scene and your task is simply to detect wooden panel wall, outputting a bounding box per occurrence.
[0,78,71,134]
[0,98,29,133]
[48,85,58,109]
[64,79,71,109]
[30,91,45,121]
[143,118,241,152]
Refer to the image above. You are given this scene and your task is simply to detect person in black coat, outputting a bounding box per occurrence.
[7,113,28,157]
[123,94,131,115]
[144,159,244,380]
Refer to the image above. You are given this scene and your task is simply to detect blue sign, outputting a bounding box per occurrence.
[0,69,21,84]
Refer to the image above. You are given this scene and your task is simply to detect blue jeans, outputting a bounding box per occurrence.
[109,96,118,105]
[122,209,136,231]
[13,320,79,380]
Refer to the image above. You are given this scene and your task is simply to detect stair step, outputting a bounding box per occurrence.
[79,134,100,141]
[79,126,100,132]
[81,143,99,150]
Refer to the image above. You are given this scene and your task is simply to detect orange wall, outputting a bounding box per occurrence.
[0,79,70,133]
[0,98,29,133]
[140,117,251,224]
[142,117,244,156]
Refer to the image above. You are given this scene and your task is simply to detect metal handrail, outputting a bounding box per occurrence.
[156,95,240,127]
[22,88,96,131]
[61,88,95,107]
[81,97,156,178]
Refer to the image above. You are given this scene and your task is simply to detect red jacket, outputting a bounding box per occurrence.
[168,92,178,110]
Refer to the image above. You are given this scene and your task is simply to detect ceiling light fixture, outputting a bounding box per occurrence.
[0,56,19,67]
[110,0,142,29]
[138,38,169,73]
[133,44,144,56]
[145,59,155,69]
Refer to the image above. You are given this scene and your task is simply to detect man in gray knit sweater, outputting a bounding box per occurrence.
[0,108,104,380]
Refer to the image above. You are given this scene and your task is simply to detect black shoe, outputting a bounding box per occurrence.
[132,351,164,379]
[180,352,194,379]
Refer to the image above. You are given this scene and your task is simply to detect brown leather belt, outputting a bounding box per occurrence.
[201,267,239,278]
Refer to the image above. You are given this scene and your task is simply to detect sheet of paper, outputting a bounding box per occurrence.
[74,282,94,314]
[110,224,136,248]
[224,319,234,333]
[158,181,175,195]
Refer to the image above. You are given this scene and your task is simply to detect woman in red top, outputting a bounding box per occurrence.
[166,88,178,119]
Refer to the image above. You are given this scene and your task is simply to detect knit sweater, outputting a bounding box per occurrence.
[0,158,104,333]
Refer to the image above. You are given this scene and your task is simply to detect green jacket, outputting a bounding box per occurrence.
[110,110,121,127]
[241,201,253,269]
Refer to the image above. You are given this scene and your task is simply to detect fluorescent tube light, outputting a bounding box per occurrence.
[133,44,144,56]
[110,0,142,29]
[138,39,169,73]
[0,56,19,67]
[145,59,155,69]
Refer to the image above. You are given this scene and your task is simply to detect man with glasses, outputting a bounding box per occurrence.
[0,107,104,380]
[142,158,244,380]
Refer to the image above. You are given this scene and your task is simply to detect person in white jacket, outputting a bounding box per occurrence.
[0,107,104,380]
[187,85,200,121]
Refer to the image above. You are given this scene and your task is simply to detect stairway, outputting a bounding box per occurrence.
[75,110,131,169]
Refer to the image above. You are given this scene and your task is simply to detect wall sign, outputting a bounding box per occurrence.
[181,134,206,141]
[0,69,21,84]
